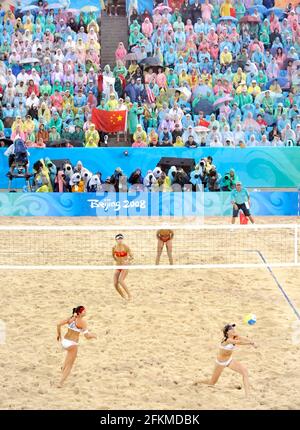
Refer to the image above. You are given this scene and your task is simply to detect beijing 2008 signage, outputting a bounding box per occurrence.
[86,192,205,218]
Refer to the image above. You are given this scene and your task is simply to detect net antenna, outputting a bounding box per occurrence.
[0,224,298,270]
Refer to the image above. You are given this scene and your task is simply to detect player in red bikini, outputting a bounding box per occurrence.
[155,229,174,265]
[112,233,134,300]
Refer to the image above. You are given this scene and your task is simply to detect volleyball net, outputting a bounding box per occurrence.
[0,224,298,270]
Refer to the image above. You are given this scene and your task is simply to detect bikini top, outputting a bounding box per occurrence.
[219,343,237,351]
[68,320,88,334]
[114,250,128,258]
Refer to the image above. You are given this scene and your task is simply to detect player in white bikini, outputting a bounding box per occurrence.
[56,306,97,387]
[196,323,257,397]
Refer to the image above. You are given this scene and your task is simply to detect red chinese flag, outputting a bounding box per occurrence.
[230,8,236,18]
[91,109,127,133]
[199,118,210,127]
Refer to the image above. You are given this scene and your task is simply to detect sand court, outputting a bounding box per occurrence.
[0,216,299,409]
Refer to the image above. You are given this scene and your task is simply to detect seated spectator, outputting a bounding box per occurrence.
[48,126,61,145]
[146,128,158,147]
[172,123,183,143]
[185,135,199,148]
[85,123,99,147]
[133,124,147,142]
[70,125,85,146]
[132,135,147,147]
[36,122,49,143]
[159,126,173,146]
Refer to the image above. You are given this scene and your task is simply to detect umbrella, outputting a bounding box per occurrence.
[213,95,233,107]
[140,56,162,67]
[283,57,296,70]
[194,126,209,133]
[45,3,66,10]
[67,9,81,14]
[255,90,283,105]
[124,53,138,61]
[217,16,238,23]
[20,57,40,64]
[266,77,289,90]
[153,5,172,13]
[175,87,191,101]
[1,0,17,10]
[265,8,285,19]
[80,5,99,13]
[193,99,215,115]
[246,5,267,16]
[264,113,276,126]
[239,16,260,24]
[144,64,165,73]
[19,0,37,5]
[194,84,213,98]
[21,5,40,12]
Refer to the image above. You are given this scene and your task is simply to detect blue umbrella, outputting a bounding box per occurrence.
[193,99,215,115]
[21,5,40,12]
[194,85,212,98]
[265,8,285,19]
[247,5,267,16]
[18,0,37,5]
[266,77,289,90]
[217,16,238,23]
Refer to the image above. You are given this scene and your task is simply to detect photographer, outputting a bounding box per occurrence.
[110,167,125,192]
[190,164,205,191]
[32,159,51,192]
[128,168,144,188]
[221,168,239,191]
[143,170,157,192]
[207,167,222,192]
[172,168,190,192]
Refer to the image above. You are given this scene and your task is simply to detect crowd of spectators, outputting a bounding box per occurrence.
[0,1,299,150]
[0,1,101,147]
[108,0,300,147]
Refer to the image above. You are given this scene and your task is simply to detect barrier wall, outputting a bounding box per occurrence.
[0,191,297,217]
[1,147,299,190]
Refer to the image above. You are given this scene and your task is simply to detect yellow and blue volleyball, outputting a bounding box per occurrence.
[243,313,257,325]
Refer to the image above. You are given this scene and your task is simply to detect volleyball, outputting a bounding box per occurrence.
[243,314,257,325]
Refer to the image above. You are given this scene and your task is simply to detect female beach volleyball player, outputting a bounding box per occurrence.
[156,229,174,265]
[56,306,97,387]
[197,323,257,397]
[112,233,134,300]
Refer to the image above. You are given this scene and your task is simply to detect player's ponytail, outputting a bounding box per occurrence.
[222,323,236,342]
[72,306,85,316]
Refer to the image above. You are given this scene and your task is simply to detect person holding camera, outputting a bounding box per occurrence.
[221,168,239,191]
[207,167,222,192]
[128,168,144,190]
[231,182,255,225]
[110,167,125,192]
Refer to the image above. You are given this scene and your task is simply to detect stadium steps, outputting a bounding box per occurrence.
[100,11,129,147]
[101,14,128,69]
